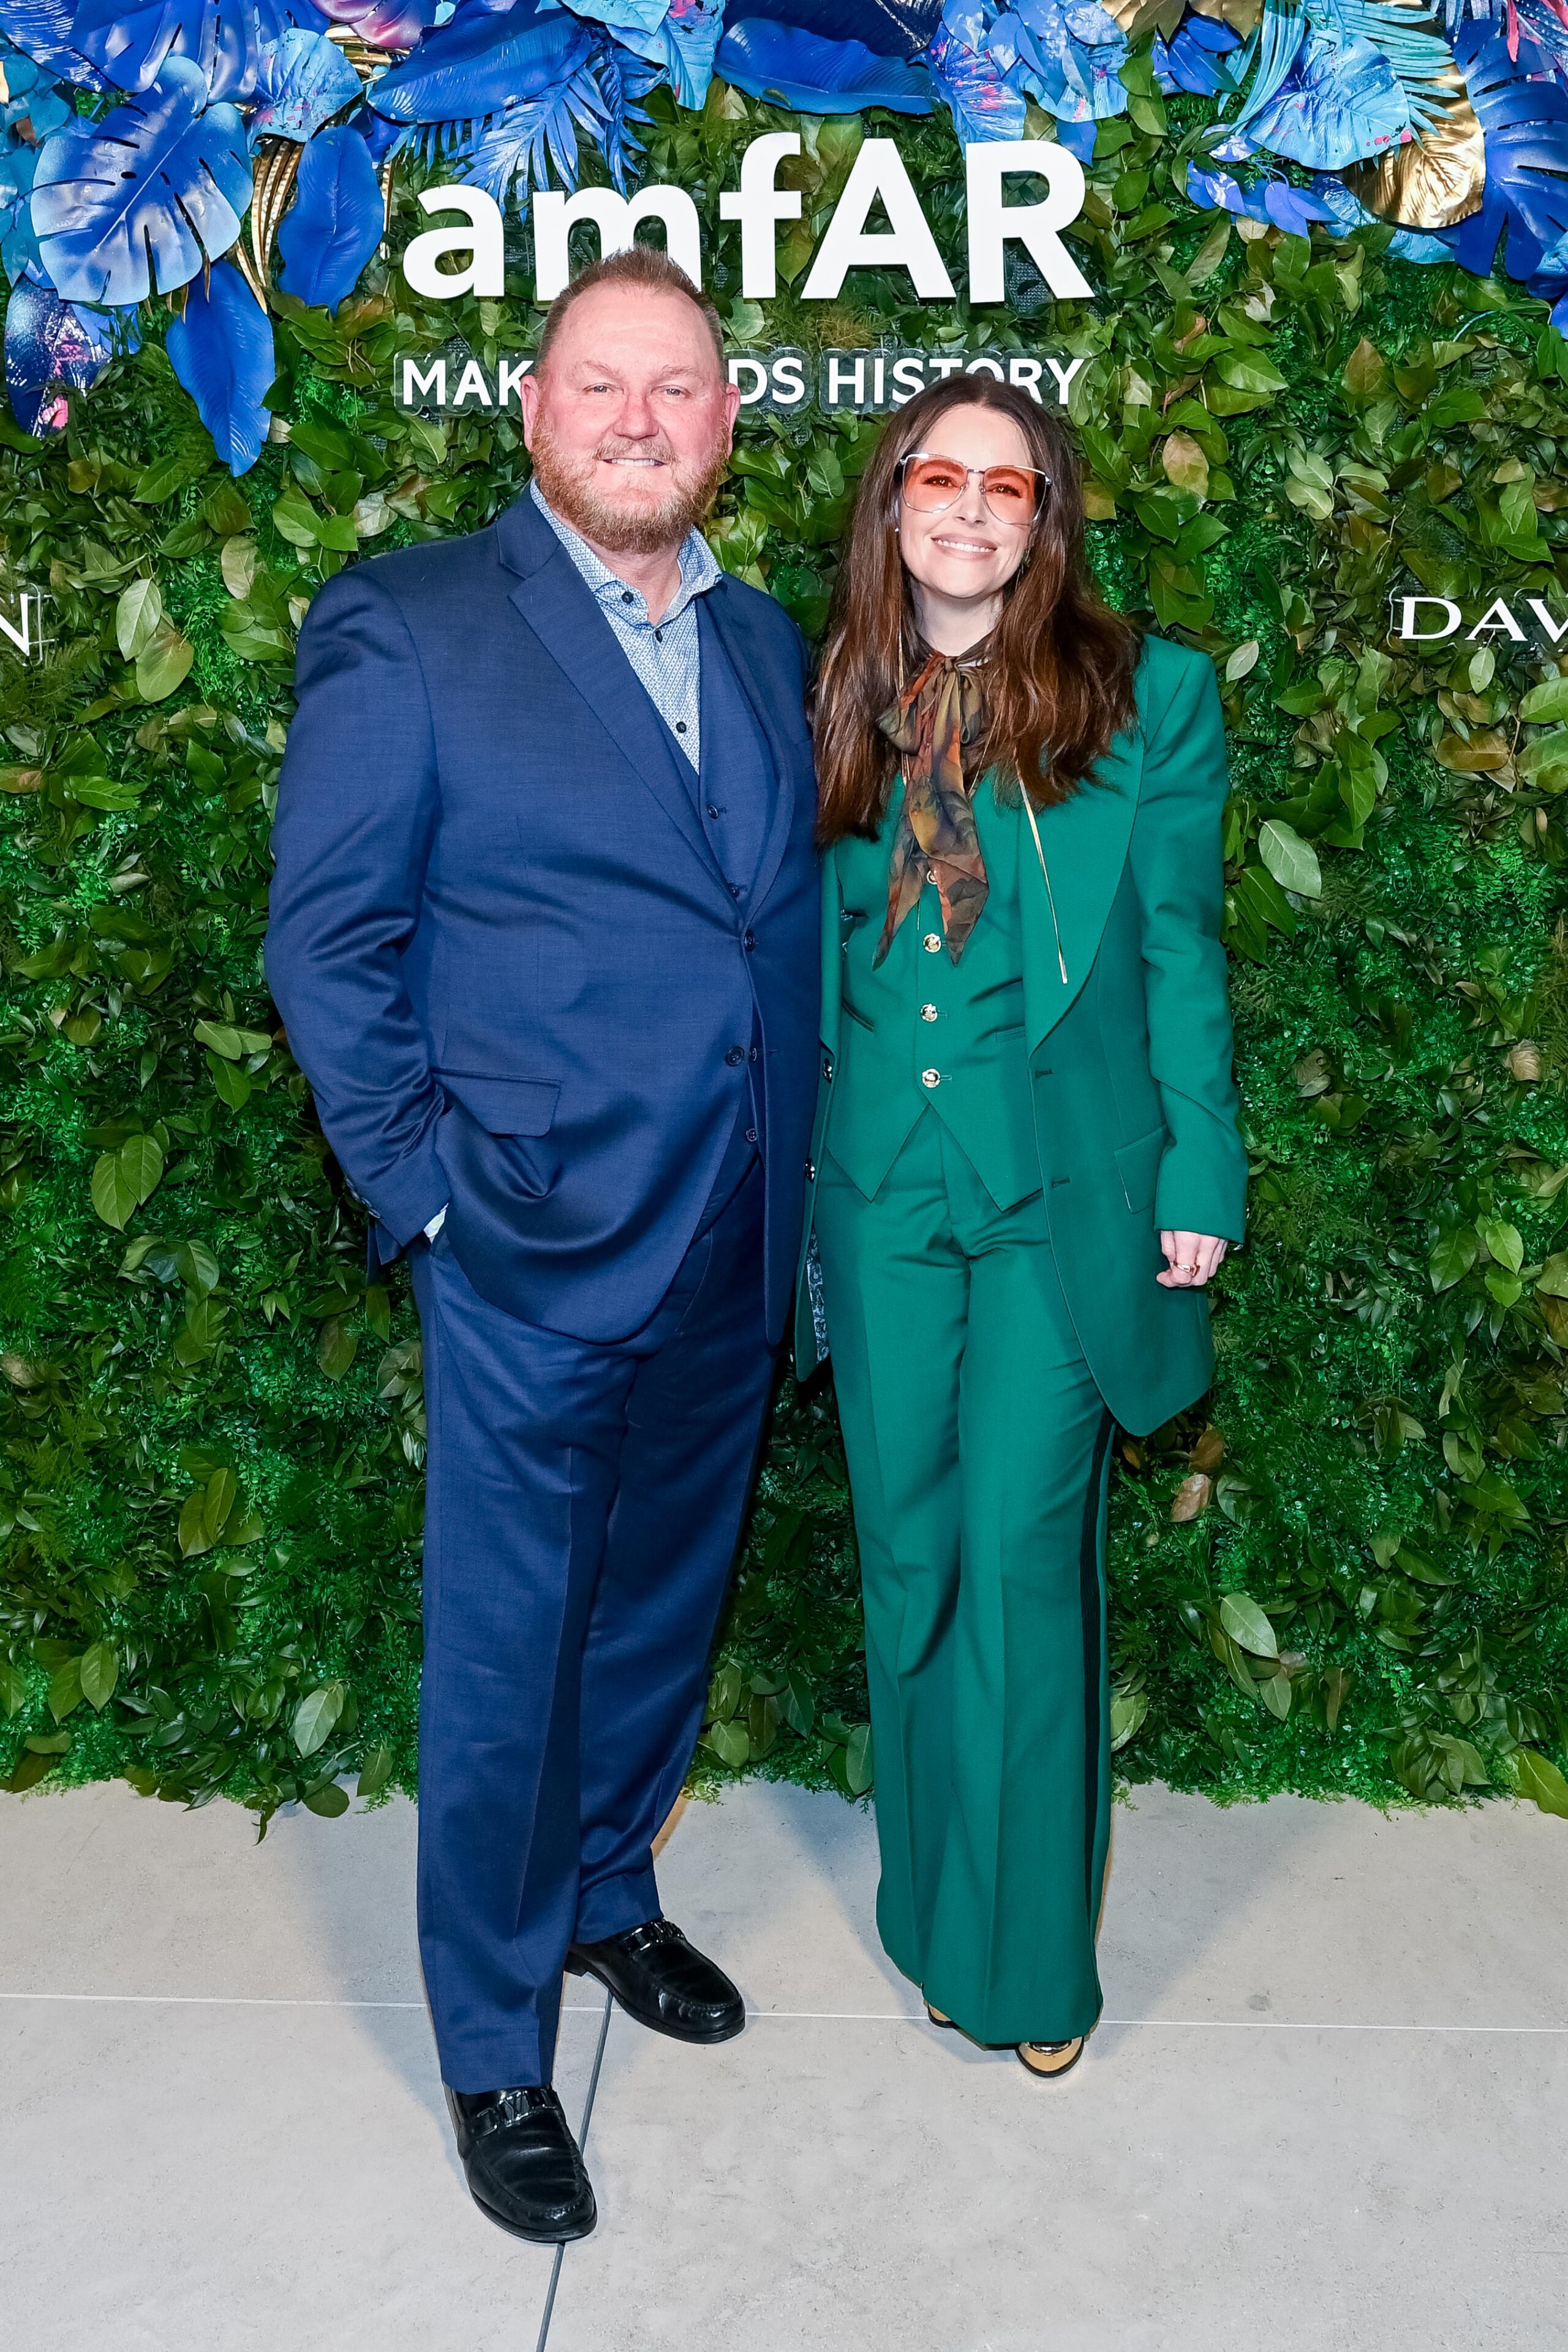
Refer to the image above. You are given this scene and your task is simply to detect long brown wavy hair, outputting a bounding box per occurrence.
[812,375,1141,842]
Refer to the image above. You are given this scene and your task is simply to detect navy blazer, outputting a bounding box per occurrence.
[265,493,821,1346]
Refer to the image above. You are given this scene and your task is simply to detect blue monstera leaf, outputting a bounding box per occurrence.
[1452,24,1568,287]
[4,273,124,434]
[250,28,363,142]
[0,1,105,88]
[70,0,321,105]
[717,19,932,110]
[368,2,598,129]
[32,55,251,306]
[656,0,726,108]
[166,258,273,472]
[713,0,941,62]
[276,123,383,309]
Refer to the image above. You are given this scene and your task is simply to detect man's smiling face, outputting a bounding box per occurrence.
[521,281,740,557]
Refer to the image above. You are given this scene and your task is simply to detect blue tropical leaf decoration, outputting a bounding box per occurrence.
[368,2,598,132]
[166,258,274,472]
[309,0,447,47]
[31,56,251,306]
[0,1,105,89]
[1232,23,1413,170]
[3,272,119,434]
[712,0,942,62]
[453,36,658,201]
[276,123,385,309]
[249,27,363,143]
[0,124,39,283]
[1152,15,1242,97]
[558,0,671,45]
[1306,167,1454,262]
[0,38,76,137]
[927,0,1028,142]
[70,0,323,105]
[1451,24,1568,284]
[1185,159,1334,237]
[716,19,932,111]
[656,0,726,109]
[990,0,1129,137]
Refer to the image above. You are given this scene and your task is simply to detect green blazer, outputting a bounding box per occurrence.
[794,631,1247,1437]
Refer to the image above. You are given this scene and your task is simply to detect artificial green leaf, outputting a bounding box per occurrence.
[48,1654,83,1721]
[844,1722,875,1794]
[135,624,195,703]
[1257,819,1322,898]
[706,1718,749,1767]
[1219,1592,1278,1658]
[293,1681,346,1758]
[302,1779,350,1816]
[115,578,163,662]
[1513,1747,1568,1817]
[1430,1229,1479,1291]
[1480,1219,1523,1274]
[79,1640,118,1709]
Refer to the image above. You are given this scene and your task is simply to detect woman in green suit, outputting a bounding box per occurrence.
[801,376,1246,2079]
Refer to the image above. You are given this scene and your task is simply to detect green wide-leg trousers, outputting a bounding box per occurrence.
[815,1108,1115,2048]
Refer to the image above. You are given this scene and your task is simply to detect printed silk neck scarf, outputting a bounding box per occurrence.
[873,639,993,967]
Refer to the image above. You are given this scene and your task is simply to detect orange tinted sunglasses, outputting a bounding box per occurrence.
[897,449,1049,523]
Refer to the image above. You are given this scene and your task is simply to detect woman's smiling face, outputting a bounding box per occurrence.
[894,401,1036,628]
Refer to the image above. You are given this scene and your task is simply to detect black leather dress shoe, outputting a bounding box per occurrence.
[566,1918,745,2044]
[444,2085,597,2243]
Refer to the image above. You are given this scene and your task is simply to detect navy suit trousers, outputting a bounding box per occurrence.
[409,1157,772,2092]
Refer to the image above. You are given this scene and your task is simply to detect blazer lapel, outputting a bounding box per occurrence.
[1022,729,1142,1060]
[497,501,726,889]
[703,576,798,913]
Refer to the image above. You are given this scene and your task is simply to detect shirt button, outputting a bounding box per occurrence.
[920,1003,938,1022]
[654,628,663,643]
[823,1053,835,1081]
[922,933,942,953]
[921,1068,940,1089]
[725,1046,746,1066]
[620,590,633,604]
[676,720,688,734]
[743,929,756,951]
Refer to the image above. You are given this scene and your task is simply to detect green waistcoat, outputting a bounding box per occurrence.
[825,781,1043,1212]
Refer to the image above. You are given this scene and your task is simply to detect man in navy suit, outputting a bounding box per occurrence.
[266,247,820,2242]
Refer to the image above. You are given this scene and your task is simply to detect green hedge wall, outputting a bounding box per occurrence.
[4,81,1568,1828]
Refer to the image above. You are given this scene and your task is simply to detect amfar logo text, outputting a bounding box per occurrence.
[401,137,1090,307]
[1393,595,1568,645]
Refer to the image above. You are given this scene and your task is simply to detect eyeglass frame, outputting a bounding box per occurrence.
[894,448,1052,526]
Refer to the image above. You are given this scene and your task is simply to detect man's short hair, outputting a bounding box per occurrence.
[535,244,725,377]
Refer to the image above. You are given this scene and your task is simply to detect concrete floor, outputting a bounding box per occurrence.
[1,1777,1562,2352]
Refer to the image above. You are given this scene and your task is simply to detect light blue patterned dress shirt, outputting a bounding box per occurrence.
[530,480,721,771]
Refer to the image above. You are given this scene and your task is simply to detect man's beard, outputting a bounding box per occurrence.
[529,418,729,554]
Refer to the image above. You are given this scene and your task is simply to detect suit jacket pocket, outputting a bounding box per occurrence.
[435,1070,560,1136]
[1113,1124,1167,1216]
